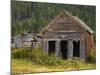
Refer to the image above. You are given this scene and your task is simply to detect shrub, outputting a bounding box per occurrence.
[88,49,96,63]
[12,47,66,66]
[29,47,47,63]
[29,48,61,66]
[43,54,61,66]
[12,46,50,64]
[12,48,32,59]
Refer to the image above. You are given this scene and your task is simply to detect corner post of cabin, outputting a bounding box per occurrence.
[55,40,60,57]
[43,39,48,55]
[80,38,86,60]
[68,39,73,59]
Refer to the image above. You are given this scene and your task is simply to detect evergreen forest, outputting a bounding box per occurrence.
[11,1,96,36]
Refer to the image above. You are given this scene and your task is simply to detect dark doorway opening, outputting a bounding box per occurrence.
[48,41,56,55]
[60,40,68,59]
[73,40,80,57]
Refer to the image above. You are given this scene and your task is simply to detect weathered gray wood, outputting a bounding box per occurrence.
[43,40,48,54]
[15,38,22,48]
[67,40,73,59]
[80,38,86,60]
[55,40,60,57]
[44,32,83,39]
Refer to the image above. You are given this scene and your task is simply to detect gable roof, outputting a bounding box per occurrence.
[72,16,94,34]
[40,10,94,34]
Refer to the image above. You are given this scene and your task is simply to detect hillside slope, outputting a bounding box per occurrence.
[11,1,96,36]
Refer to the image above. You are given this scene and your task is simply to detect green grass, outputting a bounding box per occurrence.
[11,59,96,74]
[11,47,96,74]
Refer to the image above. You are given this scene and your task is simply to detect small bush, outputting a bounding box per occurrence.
[29,48,61,66]
[29,47,47,63]
[43,54,61,66]
[88,49,96,63]
[12,48,32,59]
[12,47,63,66]
[12,46,48,64]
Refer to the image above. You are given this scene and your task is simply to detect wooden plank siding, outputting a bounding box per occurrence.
[86,32,95,58]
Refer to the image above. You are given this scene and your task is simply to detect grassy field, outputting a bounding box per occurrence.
[11,47,96,74]
[11,59,96,74]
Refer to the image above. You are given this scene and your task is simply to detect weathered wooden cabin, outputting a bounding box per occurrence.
[41,10,95,60]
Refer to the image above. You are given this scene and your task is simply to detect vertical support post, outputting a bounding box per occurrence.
[43,39,48,55]
[47,40,49,55]
[80,38,86,60]
[55,40,60,57]
[68,40,73,59]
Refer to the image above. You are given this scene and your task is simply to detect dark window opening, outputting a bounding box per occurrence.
[73,40,80,57]
[48,41,56,55]
[61,40,68,59]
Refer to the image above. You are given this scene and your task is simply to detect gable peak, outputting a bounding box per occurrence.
[56,10,73,19]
